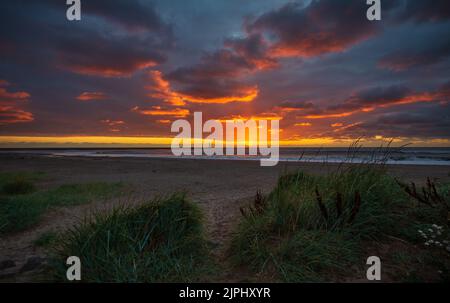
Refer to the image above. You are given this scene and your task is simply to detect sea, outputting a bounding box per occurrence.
[2,147,450,166]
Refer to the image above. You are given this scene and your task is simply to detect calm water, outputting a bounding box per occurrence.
[2,147,450,166]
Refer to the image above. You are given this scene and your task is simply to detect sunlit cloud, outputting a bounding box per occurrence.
[133,106,189,118]
[247,1,379,58]
[0,88,30,100]
[67,61,158,78]
[101,119,125,126]
[0,106,34,125]
[179,86,259,104]
[295,122,312,127]
[148,70,259,105]
[77,92,108,101]
[0,82,33,125]
[147,70,186,106]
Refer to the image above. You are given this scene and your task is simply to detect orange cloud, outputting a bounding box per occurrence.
[66,61,157,78]
[0,88,30,100]
[295,122,312,127]
[0,83,33,125]
[101,119,125,126]
[248,1,379,59]
[100,119,126,133]
[180,86,259,104]
[0,106,34,125]
[147,71,186,106]
[302,90,446,120]
[133,106,189,118]
[77,92,108,101]
[304,110,359,119]
[215,113,282,122]
[332,122,363,133]
[147,70,259,105]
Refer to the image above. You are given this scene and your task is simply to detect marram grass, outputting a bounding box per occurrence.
[231,164,410,282]
[49,193,215,282]
[0,181,125,234]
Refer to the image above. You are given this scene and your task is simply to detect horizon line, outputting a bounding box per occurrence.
[0,135,449,148]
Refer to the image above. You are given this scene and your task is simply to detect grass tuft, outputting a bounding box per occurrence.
[35,231,60,248]
[231,164,409,282]
[2,177,36,195]
[0,172,42,195]
[49,193,214,282]
[0,182,125,235]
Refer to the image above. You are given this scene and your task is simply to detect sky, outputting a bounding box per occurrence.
[0,0,449,147]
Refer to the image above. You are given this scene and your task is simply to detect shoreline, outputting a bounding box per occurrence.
[2,151,450,167]
[1,153,449,186]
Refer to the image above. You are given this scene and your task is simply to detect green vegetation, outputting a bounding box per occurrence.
[0,173,125,234]
[231,164,450,282]
[35,231,60,248]
[49,194,214,282]
[0,172,43,195]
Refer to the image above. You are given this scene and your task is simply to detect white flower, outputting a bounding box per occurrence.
[432,224,438,229]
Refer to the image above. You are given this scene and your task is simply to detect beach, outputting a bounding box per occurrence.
[1,153,449,281]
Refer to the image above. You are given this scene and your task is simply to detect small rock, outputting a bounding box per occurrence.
[20,256,44,273]
[0,260,16,271]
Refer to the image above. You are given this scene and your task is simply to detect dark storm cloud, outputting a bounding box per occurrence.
[166,47,264,102]
[335,103,450,139]
[344,85,412,107]
[224,34,278,69]
[296,83,450,120]
[246,0,380,57]
[393,0,450,23]
[52,28,167,77]
[379,39,450,71]
[165,0,381,104]
[278,101,316,110]
[0,0,172,77]
[80,0,168,32]
[169,49,255,80]
[40,0,171,33]
[0,0,174,135]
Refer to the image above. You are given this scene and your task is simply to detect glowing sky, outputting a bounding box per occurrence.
[0,0,449,147]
